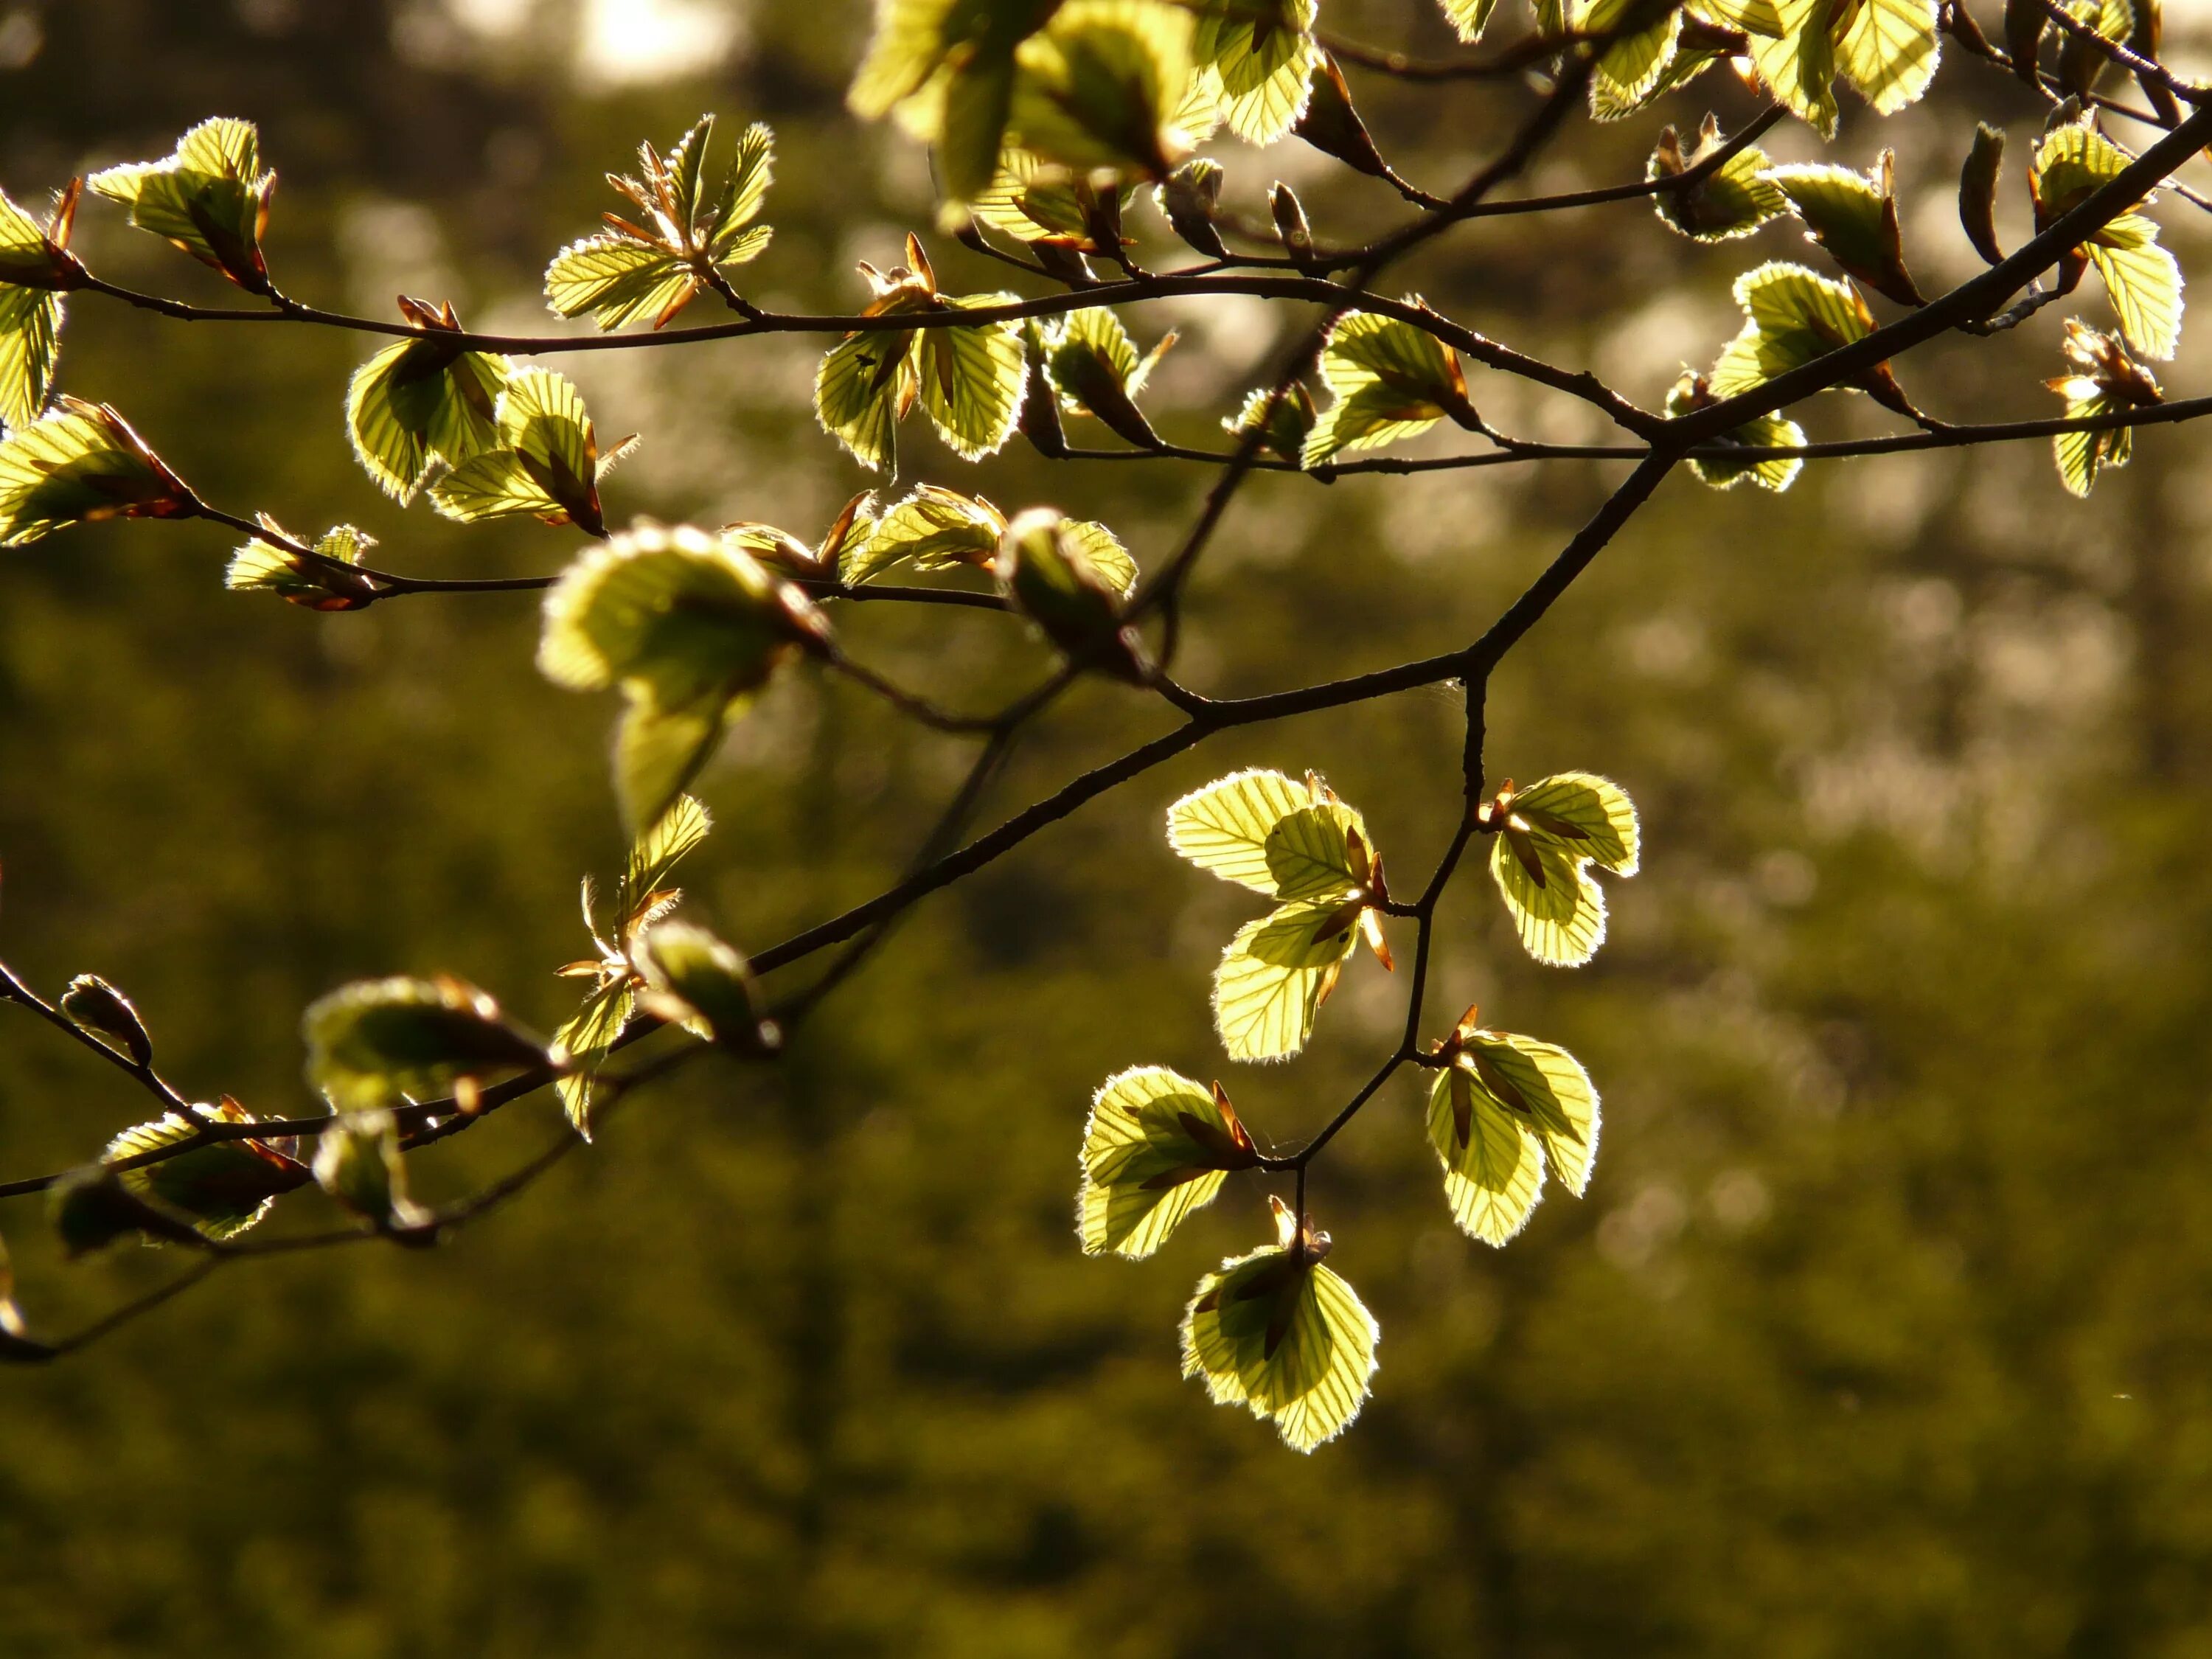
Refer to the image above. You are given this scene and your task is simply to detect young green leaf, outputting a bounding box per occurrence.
[1006,0,1203,183]
[343,297,510,503]
[1077,1066,1259,1258]
[1155,158,1229,257]
[843,484,1004,585]
[58,973,153,1068]
[1666,369,1806,493]
[313,1107,432,1233]
[1190,0,1319,145]
[2046,318,2162,496]
[0,186,77,435]
[1303,305,1478,467]
[1213,897,1364,1062]
[102,1098,309,1242]
[544,115,774,330]
[847,0,1062,203]
[1708,262,1894,408]
[1477,773,1641,967]
[1703,0,1937,137]
[0,397,195,547]
[1426,1012,1601,1244]
[225,519,380,611]
[554,974,635,1137]
[1169,769,1325,893]
[1764,151,1924,306]
[995,507,1149,678]
[1833,0,1941,115]
[1043,306,1176,450]
[87,117,276,293]
[302,976,547,1113]
[815,240,1030,473]
[634,920,776,1053]
[539,523,832,832]
[975,148,1133,250]
[2031,117,2184,359]
[1223,381,1317,464]
[430,366,630,536]
[1959,122,2008,266]
[1582,0,1687,121]
[1182,1200,1378,1451]
[1648,117,1787,243]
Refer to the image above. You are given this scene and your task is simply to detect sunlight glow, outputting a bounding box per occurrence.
[577,0,740,86]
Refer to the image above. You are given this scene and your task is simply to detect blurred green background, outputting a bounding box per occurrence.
[7,0,2212,1652]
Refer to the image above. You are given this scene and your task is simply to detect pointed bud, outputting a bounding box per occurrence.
[58,975,153,1068]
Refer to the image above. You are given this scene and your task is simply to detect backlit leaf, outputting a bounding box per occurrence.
[88,117,276,292]
[1182,1231,1379,1450]
[344,302,510,504]
[1007,0,1200,182]
[1303,306,1474,467]
[1483,772,1640,967]
[914,298,1028,459]
[844,483,1004,585]
[1708,261,1875,398]
[1648,119,1787,243]
[429,366,616,535]
[1214,897,1363,1061]
[0,397,193,548]
[1168,768,1316,894]
[1668,369,1805,493]
[103,1099,307,1242]
[635,920,773,1051]
[303,976,547,1112]
[1077,1065,1256,1258]
[1191,0,1320,144]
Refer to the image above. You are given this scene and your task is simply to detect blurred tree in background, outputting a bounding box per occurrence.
[7,0,2212,1653]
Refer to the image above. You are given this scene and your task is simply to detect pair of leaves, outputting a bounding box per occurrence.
[1169,769,1392,1062]
[1303,307,1478,468]
[554,795,712,1131]
[1475,773,1641,967]
[1706,261,1916,420]
[1764,151,1924,307]
[815,237,1028,475]
[1425,1014,1600,1245]
[0,184,83,435]
[2030,116,2183,361]
[1700,0,1941,139]
[429,367,633,538]
[303,975,547,1113]
[0,398,194,548]
[1181,1197,1377,1452]
[1077,1065,1259,1259]
[344,298,512,504]
[538,523,835,832]
[997,507,1148,678]
[225,520,380,611]
[1225,380,1318,464]
[545,114,774,332]
[2047,317,2162,496]
[88,116,276,293]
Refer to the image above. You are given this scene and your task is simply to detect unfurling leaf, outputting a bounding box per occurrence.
[0,398,195,547]
[1582,0,1688,121]
[1191,0,1319,145]
[313,1107,432,1234]
[1764,151,1924,306]
[344,297,511,503]
[303,976,546,1113]
[1303,305,1478,467]
[996,507,1148,679]
[815,240,1029,474]
[2031,114,2184,359]
[1293,55,1393,181]
[101,1097,309,1244]
[2047,318,2161,496]
[1959,122,2008,266]
[974,149,1133,251]
[1155,159,1229,257]
[226,520,381,611]
[430,366,629,536]
[1006,0,1203,184]
[844,484,1004,585]
[1667,369,1805,493]
[540,523,833,832]
[88,117,276,292]
[1043,307,1175,448]
[1224,381,1317,463]
[545,114,774,330]
[1477,773,1641,967]
[1647,116,1787,244]
[1078,1067,1259,1259]
[58,974,153,1068]
[634,920,777,1053]
[1426,1016,1600,1245]
[1182,1200,1378,1451]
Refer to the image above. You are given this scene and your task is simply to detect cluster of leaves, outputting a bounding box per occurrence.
[1062,768,1638,1448]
